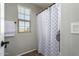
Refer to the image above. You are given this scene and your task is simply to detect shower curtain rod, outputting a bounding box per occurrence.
[36,3,56,15]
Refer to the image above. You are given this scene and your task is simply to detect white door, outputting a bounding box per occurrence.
[0,3,4,56]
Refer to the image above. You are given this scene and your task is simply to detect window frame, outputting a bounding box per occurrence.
[18,6,31,33]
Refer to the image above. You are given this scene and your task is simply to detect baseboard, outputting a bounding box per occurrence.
[17,49,37,56]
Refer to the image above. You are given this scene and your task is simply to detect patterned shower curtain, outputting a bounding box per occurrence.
[37,4,60,56]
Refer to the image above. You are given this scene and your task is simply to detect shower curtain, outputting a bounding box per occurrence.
[37,4,60,56]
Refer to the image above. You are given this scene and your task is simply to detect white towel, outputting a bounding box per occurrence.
[5,21,16,37]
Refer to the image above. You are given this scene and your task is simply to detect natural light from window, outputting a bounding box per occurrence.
[18,5,31,32]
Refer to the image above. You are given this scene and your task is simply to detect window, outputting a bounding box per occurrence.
[18,6,31,32]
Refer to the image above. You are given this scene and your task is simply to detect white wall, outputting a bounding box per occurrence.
[60,3,79,56]
[4,3,43,56]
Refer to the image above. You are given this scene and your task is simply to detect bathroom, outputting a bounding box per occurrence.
[0,3,79,56]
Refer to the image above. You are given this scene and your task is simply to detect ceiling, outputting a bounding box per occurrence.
[34,3,53,9]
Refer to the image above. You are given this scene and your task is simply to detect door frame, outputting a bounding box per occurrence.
[0,3,4,56]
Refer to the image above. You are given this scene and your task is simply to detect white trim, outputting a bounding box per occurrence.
[17,49,37,56]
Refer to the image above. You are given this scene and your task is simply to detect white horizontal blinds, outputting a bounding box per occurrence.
[19,21,25,32]
[18,6,30,20]
[25,8,30,20]
[18,5,31,32]
[25,22,31,32]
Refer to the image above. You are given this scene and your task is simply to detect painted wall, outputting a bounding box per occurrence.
[60,3,79,56]
[4,3,43,56]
